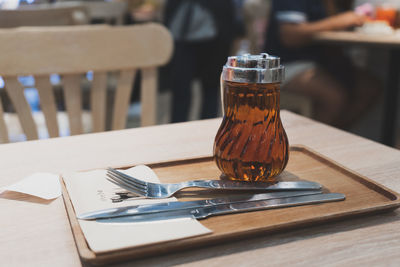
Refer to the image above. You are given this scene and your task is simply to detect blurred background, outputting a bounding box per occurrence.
[0,0,399,149]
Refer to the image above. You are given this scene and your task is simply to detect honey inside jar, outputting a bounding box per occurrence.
[213,78,289,182]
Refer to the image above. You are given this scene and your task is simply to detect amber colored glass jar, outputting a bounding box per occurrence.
[213,53,289,182]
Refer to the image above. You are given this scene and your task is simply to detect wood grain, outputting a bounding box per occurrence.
[3,77,38,140]
[62,74,83,135]
[1,111,400,266]
[141,67,157,126]
[0,3,88,28]
[0,24,173,76]
[91,72,107,132]
[62,146,400,264]
[0,24,173,142]
[112,69,136,130]
[35,75,59,138]
[314,31,400,47]
[0,94,9,143]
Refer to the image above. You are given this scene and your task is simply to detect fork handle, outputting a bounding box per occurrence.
[184,180,266,190]
[183,180,221,189]
[183,180,322,191]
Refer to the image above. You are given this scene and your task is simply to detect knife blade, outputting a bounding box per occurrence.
[97,193,345,223]
[78,190,323,220]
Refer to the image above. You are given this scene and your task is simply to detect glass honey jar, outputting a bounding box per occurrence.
[213,53,289,182]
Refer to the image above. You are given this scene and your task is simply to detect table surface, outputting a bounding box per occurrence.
[314,30,400,47]
[1,110,400,266]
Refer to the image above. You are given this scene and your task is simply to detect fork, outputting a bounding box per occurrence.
[106,167,322,199]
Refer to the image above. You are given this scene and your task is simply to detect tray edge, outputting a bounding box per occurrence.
[60,145,400,265]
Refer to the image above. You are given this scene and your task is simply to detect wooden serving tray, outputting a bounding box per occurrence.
[61,145,400,265]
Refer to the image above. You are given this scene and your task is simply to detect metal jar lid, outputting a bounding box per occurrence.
[222,53,284,84]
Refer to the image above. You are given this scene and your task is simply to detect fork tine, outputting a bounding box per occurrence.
[106,169,147,190]
[107,172,147,191]
[106,177,146,197]
[106,172,147,191]
[107,168,147,186]
[106,174,147,196]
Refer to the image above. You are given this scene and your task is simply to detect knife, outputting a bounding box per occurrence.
[97,193,345,223]
[78,190,323,220]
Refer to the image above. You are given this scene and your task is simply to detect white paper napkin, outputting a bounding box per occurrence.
[0,172,61,200]
[62,165,212,253]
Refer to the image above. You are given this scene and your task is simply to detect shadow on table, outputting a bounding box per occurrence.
[0,191,54,205]
[98,210,400,267]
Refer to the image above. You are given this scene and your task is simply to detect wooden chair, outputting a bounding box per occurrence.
[0,24,173,143]
[0,3,89,27]
[72,0,128,25]
[27,1,128,25]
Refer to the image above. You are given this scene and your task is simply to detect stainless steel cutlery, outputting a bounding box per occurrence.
[78,189,345,223]
[76,168,345,223]
[95,193,345,223]
[78,190,324,220]
[106,167,322,199]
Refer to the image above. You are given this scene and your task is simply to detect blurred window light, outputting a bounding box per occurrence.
[18,75,35,87]
[50,74,61,85]
[86,71,93,81]
[24,88,40,112]
[0,77,4,88]
[20,0,35,4]
[1,0,20,9]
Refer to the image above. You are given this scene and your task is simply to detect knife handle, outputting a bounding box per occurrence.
[196,193,345,219]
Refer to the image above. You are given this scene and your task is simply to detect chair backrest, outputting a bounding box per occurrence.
[81,1,128,24]
[0,3,89,27]
[0,24,173,143]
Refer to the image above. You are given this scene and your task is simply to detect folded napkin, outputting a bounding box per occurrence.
[62,165,212,253]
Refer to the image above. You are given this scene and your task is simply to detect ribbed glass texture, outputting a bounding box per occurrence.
[213,81,289,182]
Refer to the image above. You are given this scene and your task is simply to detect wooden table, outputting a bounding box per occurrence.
[314,31,400,147]
[1,110,400,266]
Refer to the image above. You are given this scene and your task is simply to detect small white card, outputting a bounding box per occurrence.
[0,172,61,200]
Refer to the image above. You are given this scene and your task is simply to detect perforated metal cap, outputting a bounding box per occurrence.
[222,53,284,84]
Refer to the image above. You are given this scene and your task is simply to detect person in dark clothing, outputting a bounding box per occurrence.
[264,0,381,128]
[266,0,328,63]
[164,0,240,123]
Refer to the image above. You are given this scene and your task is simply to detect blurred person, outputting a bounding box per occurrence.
[164,0,241,122]
[264,0,381,128]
